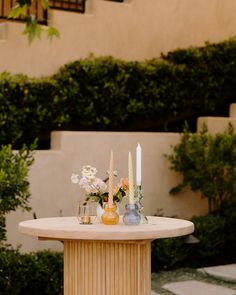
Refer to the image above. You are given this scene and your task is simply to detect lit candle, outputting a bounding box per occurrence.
[136,143,142,186]
[108,150,114,206]
[128,152,135,204]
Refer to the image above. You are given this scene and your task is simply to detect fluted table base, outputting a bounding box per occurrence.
[64,239,151,295]
[19,216,194,294]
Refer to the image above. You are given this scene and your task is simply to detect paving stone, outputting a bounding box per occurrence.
[151,291,160,295]
[162,280,236,295]
[198,264,236,282]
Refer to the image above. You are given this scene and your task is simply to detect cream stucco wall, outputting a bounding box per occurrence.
[1,0,236,77]
[6,105,236,253]
[6,131,208,252]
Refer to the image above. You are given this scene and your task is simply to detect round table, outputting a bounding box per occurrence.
[19,216,194,295]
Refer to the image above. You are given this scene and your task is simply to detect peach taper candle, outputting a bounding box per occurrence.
[101,150,119,225]
[108,150,114,206]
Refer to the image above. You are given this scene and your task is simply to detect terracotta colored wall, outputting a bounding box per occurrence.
[1,0,236,77]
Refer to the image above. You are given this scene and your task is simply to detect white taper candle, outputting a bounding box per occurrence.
[136,143,142,186]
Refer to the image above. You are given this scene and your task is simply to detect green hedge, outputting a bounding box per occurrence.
[151,202,236,271]
[0,143,35,241]
[0,73,65,148]
[0,248,63,295]
[1,38,236,147]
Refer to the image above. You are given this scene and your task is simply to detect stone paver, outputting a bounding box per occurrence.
[162,280,236,295]
[198,264,236,282]
[151,291,160,295]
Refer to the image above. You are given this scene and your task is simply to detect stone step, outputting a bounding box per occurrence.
[198,264,236,283]
[229,103,236,117]
[163,280,236,295]
[197,117,236,134]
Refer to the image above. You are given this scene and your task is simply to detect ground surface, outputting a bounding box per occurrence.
[151,267,236,295]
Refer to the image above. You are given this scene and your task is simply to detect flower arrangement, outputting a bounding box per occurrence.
[71,165,128,206]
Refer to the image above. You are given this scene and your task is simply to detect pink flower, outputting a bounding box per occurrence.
[120,178,129,190]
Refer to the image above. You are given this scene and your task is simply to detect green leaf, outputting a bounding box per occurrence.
[47,26,60,41]
[23,17,43,44]
[8,4,27,19]
[42,0,49,9]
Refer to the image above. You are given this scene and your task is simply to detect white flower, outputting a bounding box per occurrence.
[79,177,90,188]
[94,178,107,193]
[78,176,107,194]
[81,165,97,179]
[71,173,79,184]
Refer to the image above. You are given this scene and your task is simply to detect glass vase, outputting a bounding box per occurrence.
[123,203,141,225]
[101,203,119,225]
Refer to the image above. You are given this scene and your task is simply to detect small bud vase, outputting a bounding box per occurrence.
[123,204,141,225]
[101,203,119,225]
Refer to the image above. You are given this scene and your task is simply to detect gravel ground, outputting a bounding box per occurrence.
[151,268,236,295]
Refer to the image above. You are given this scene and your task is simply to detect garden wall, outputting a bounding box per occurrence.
[6,106,236,253]
[1,0,236,76]
[6,131,208,252]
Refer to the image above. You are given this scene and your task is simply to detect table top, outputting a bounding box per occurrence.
[18,216,194,241]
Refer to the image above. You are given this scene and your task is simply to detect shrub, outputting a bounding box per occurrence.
[191,214,226,263]
[0,143,35,242]
[151,237,188,271]
[2,38,236,147]
[216,201,236,255]
[0,247,63,295]
[165,123,236,213]
[151,208,236,270]
[0,73,66,148]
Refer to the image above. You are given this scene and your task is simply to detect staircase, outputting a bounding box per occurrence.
[197,103,236,133]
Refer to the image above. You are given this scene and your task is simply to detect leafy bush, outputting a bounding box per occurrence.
[191,214,227,263]
[151,237,189,271]
[1,38,236,147]
[216,201,236,255]
[166,124,236,213]
[0,143,35,242]
[188,207,236,267]
[0,73,66,148]
[151,206,236,270]
[0,247,63,295]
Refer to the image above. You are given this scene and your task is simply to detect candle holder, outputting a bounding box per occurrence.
[101,203,119,225]
[77,201,97,225]
[135,185,148,224]
[123,204,141,225]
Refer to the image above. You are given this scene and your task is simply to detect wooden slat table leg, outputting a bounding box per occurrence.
[64,240,151,295]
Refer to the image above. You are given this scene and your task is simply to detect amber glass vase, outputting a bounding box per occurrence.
[101,203,119,225]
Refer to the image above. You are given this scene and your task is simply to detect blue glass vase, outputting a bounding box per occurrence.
[123,204,141,225]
